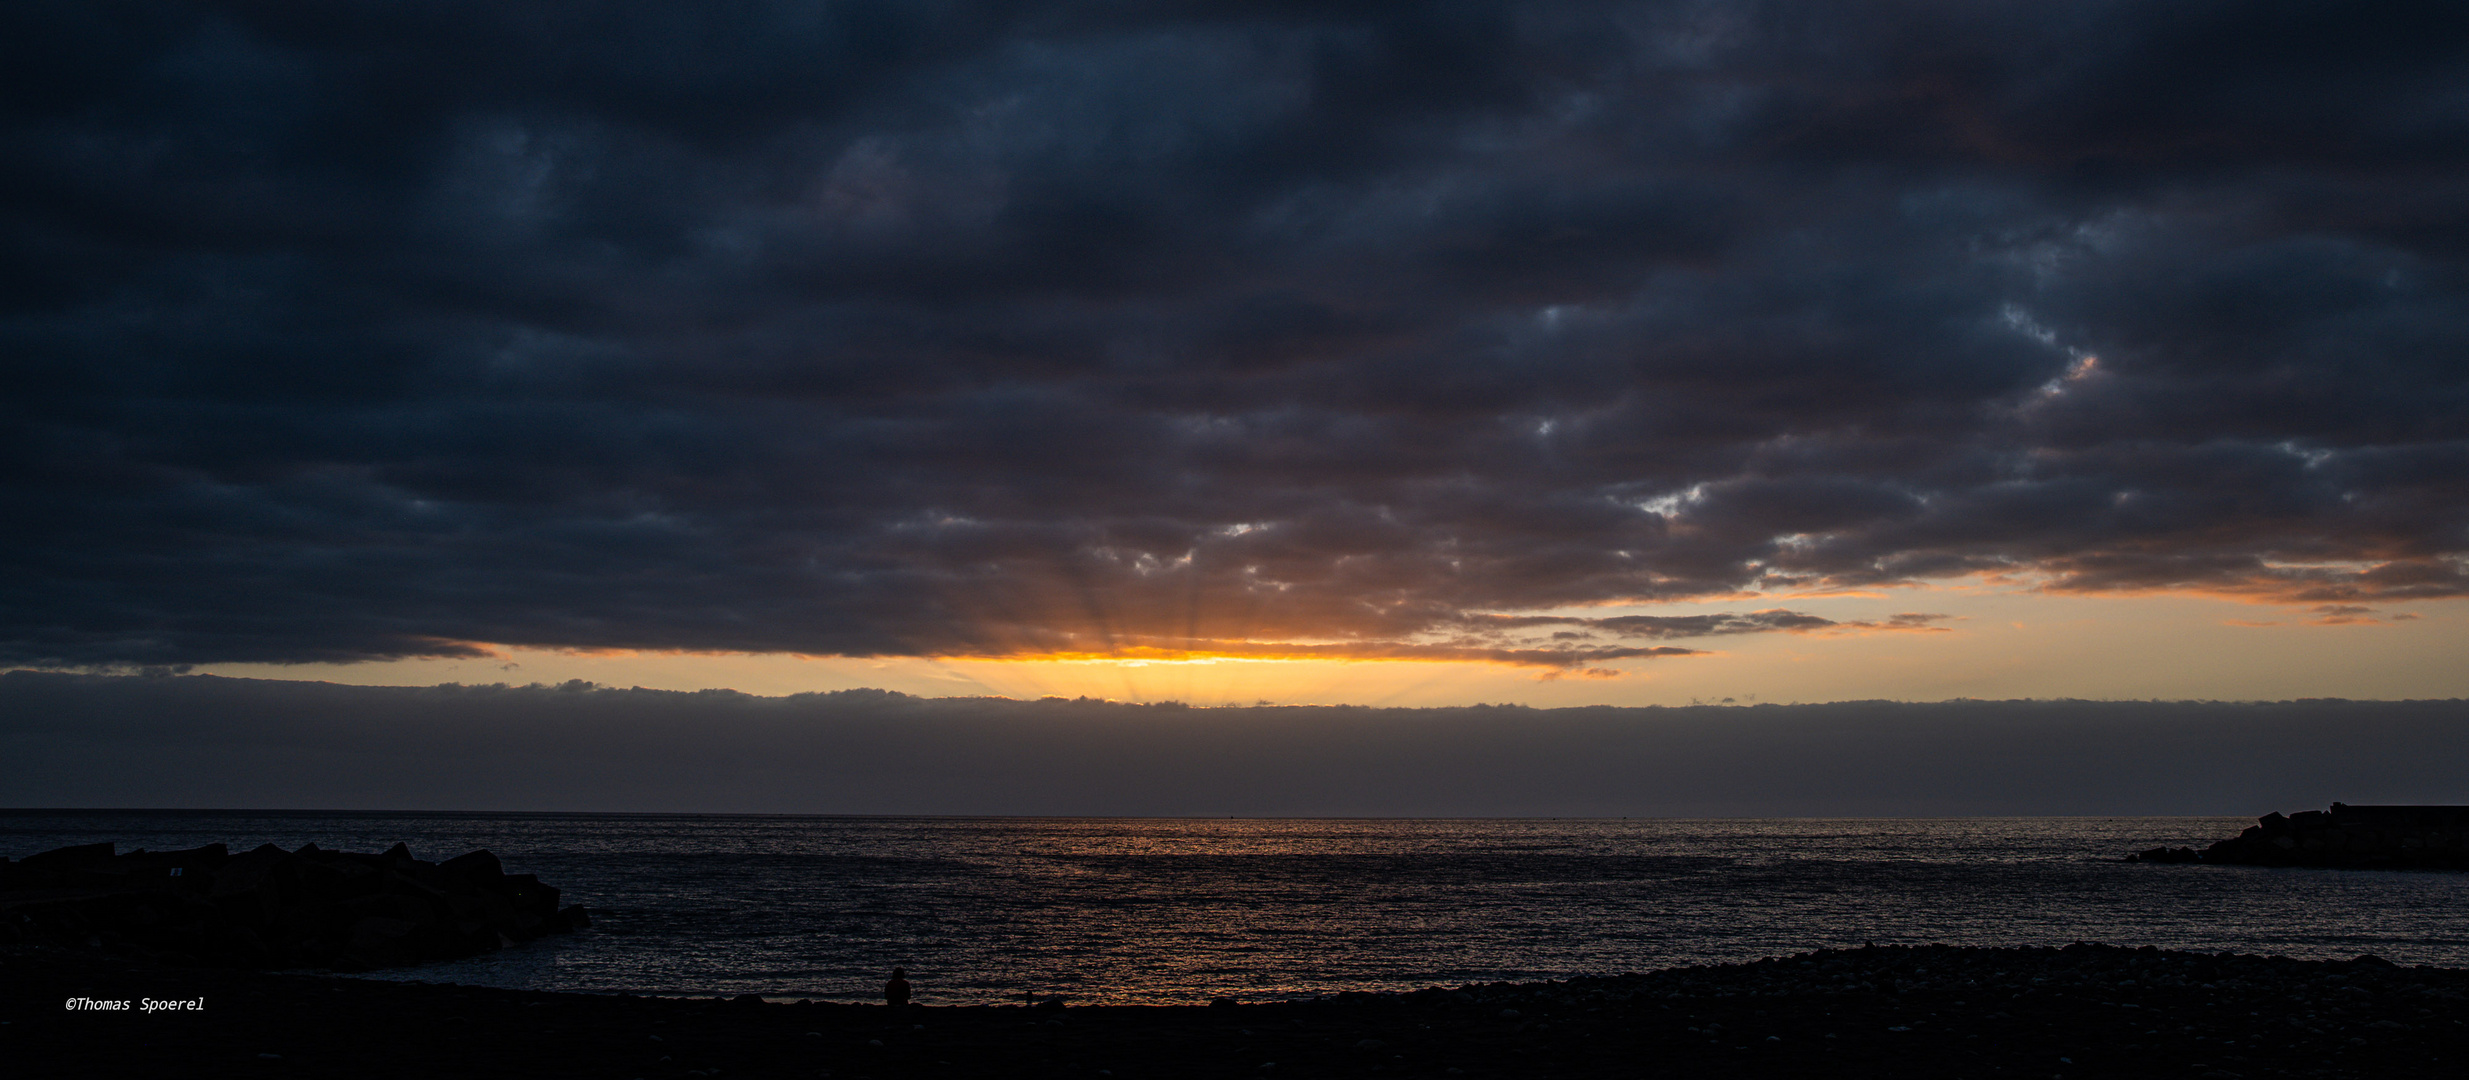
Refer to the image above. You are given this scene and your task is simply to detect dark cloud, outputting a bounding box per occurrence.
[3,2,2465,668]
[2303,603,2421,626]
[4,672,2465,814]
[1462,608,1951,650]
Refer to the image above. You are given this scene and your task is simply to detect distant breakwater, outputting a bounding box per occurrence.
[0,840,587,970]
[2132,804,2469,869]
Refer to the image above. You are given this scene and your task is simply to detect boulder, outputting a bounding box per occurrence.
[20,841,118,871]
[440,849,505,884]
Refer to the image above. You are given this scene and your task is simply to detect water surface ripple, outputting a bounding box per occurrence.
[8,812,2464,1004]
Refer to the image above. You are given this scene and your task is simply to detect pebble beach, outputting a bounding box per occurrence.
[11,941,2467,1078]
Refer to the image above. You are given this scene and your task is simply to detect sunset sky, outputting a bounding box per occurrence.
[5,1,2465,708]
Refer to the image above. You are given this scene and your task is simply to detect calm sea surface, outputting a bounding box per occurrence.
[7,812,2467,1005]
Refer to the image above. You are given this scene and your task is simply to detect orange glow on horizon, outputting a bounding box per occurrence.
[176,587,2467,708]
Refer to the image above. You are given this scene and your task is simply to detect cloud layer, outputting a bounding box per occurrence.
[4,2,2465,667]
[4,673,2464,815]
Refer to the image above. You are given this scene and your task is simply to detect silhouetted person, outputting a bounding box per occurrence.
[884,967,912,1006]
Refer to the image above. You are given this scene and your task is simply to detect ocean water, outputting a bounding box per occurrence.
[7,812,2468,1005]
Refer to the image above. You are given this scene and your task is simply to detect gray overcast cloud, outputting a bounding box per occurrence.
[3,2,2466,668]
[4,673,2466,814]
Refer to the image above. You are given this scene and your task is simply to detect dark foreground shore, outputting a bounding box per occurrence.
[8,943,2466,1079]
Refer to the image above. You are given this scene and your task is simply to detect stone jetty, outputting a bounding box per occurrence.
[0,840,587,970]
[2131,803,2469,868]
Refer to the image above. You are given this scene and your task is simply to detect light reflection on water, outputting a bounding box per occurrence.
[8,812,2468,1004]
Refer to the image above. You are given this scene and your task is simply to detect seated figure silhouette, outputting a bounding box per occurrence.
[884,967,912,1006]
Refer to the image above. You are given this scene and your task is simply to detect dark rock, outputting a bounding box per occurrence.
[2142,804,2469,870]
[21,841,117,872]
[439,849,504,883]
[499,873,560,917]
[3,838,585,972]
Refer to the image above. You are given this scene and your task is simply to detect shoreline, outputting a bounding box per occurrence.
[10,942,2467,1078]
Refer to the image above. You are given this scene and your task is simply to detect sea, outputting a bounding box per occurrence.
[8,812,2467,1005]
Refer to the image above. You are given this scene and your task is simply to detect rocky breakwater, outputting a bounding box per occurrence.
[0,840,588,970]
[2132,803,2469,869]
